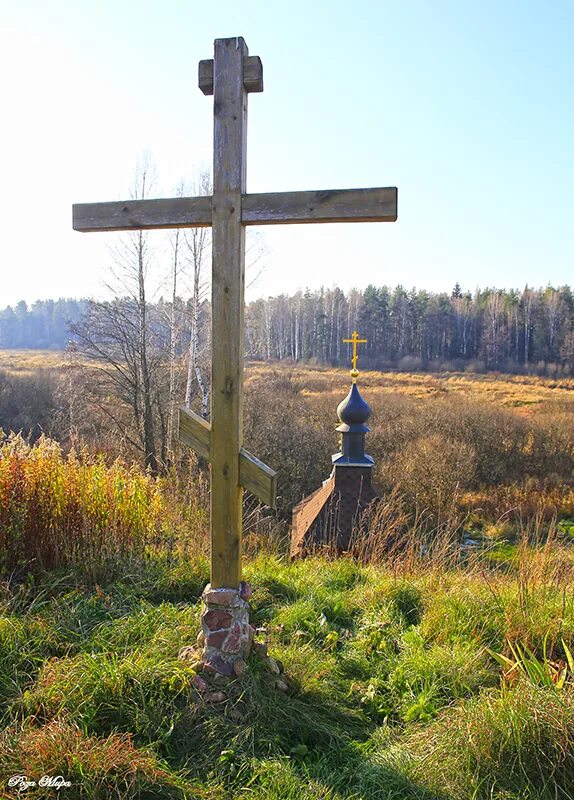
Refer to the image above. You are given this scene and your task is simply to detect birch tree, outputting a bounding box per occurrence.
[184,172,211,417]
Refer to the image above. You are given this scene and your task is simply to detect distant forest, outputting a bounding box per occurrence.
[2,284,574,374]
[0,299,88,350]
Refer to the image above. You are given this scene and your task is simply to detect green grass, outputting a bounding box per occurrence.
[2,554,574,799]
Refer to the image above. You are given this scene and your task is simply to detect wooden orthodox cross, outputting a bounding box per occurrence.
[73,36,397,593]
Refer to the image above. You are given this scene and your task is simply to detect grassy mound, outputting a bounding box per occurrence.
[2,553,574,799]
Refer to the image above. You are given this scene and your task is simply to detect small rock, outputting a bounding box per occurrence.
[265,656,281,675]
[251,640,268,659]
[233,658,247,677]
[206,690,227,704]
[239,580,252,600]
[203,656,235,677]
[192,675,209,693]
[275,678,289,692]
[178,645,196,661]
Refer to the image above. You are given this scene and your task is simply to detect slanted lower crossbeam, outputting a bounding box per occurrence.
[178,406,277,508]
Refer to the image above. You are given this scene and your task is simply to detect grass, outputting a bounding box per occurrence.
[0,349,72,375]
[3,362,574,797]
[244,361,574,413]
[2,549,574,799]
[0,435,212,585]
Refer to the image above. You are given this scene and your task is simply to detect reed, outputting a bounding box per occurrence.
[0,434,163,580]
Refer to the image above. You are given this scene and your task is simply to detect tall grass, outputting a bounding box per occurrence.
[1,502,574,796]
[405,683,574,798]
[0,435,163,579]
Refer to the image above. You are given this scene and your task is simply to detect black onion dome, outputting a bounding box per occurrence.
[337,383,371,425]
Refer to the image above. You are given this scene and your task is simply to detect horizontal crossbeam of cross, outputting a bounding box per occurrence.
[73,187,397,233]
[178,406,277,507]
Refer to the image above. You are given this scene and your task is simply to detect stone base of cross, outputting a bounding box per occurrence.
[73,35,397,676]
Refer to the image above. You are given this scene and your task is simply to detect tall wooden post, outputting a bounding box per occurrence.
[210,37,248,589]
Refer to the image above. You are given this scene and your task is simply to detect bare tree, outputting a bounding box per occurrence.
[73,157,163,474]
[543,287,563,361]
[484,290,507,369]
[522,287,536,368]
[181,176,267,417]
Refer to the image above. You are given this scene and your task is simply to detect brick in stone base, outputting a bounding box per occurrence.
[199,581,252,676]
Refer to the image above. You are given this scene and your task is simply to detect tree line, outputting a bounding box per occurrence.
[2,284,574,375]
[246,283,574,374]
[0,299,87,350]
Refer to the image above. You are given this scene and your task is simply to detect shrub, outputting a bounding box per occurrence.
[0,369,61,440]
[0,435,163,579]
[0,717,188,799]
[244,372,332,517]
[382,433,477,521]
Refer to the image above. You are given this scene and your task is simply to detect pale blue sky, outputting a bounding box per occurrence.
[1,0,573,305]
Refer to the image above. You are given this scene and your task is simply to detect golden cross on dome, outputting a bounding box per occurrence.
[343,330,368,382]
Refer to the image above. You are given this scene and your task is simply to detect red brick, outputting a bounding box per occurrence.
[203,610,232,630]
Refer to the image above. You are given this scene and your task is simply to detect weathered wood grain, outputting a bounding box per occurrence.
[239,448,277,508]
[242,187,397,224]
[178,407,210,460]
[209,36,249,589]
[199,54,263,95]
[73,187,396,233]
[179,407,277,506]
[73,196,212,232]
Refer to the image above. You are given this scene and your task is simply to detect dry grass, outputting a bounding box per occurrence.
[0,349,72,376]
[5,349,574,411]
[0,717,191,799]
[0,434,163,578]
[246,361,574,414]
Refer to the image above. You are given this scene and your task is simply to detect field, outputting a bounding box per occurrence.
[0,350,72,373]
[2,354,574,798]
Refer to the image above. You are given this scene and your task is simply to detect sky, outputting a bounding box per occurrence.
[1,0,573,307]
